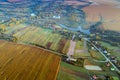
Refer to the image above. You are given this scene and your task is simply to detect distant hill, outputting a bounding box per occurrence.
[8,0,23,2]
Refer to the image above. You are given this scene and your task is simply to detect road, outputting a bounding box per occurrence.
[84,38,120,73]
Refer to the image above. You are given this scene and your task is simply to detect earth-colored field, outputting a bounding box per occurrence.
[63,0,88,6]
[83,0,120,32]
[8,0,22,2]
[0,40,61,80]
[67,40,76,56]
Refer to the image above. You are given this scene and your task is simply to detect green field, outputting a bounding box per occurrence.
[89,50,106,61]
[57,62,90,80]
[74,41,90,58]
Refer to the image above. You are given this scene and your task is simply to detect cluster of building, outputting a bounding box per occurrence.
[90,40,120,72]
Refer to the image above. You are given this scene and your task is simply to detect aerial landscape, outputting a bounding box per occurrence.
[0,0,120,80]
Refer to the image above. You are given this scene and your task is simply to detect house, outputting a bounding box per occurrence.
[53,15,61,19]
[30,13,36,17]
[66,57,77,62]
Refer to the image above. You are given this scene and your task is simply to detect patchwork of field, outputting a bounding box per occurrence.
[1,23,92,58]
[4,24,70,54]
[0,40,61,80]
[3,23,93,58]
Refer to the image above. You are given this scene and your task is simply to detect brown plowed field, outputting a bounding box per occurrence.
[83,0,120,32]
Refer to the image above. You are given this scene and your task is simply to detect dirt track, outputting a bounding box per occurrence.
[67,40,76,56]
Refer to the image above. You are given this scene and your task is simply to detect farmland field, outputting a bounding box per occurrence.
[89,50,106,61]
[57,62,90,80]
[74,41,90,58]
[0,40,61,80]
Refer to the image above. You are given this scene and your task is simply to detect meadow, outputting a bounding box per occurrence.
[57,62,90,80]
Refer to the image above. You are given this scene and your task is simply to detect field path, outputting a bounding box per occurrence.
[67,40,76,56]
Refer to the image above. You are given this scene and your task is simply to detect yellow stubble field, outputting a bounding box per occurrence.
[0,40,61,80]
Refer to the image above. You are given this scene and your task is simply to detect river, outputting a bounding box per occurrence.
[57,23,90,35]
